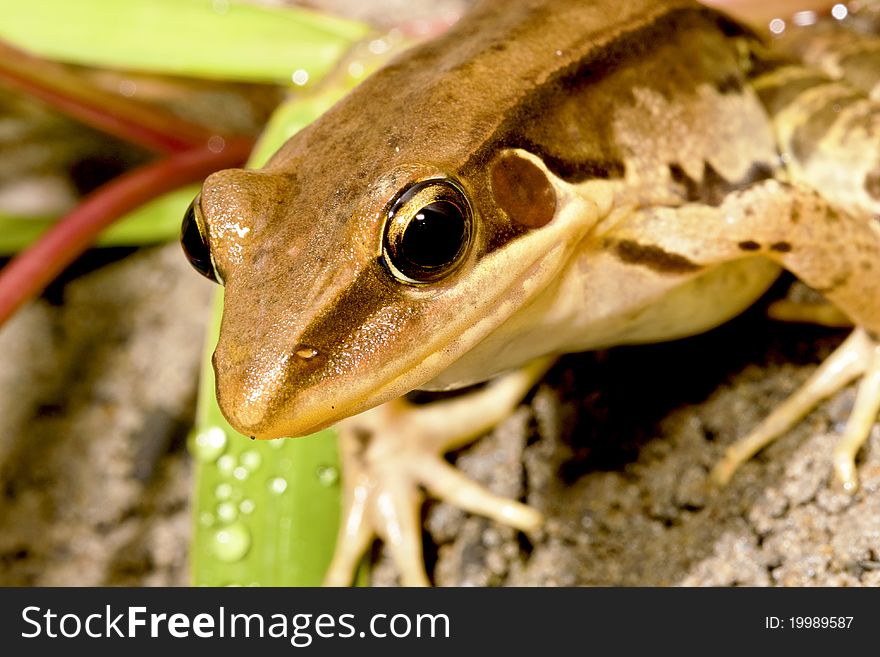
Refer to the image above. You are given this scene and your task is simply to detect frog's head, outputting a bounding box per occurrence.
[181,15,610,439]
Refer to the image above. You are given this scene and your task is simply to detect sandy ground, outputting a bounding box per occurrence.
[0,246,212,585]
[0,0,878,587]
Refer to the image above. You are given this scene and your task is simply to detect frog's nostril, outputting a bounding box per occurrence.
[286,343,326,379]
[294,344,319,360]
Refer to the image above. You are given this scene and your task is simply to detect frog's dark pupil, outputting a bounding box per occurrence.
[180,199,218,283]
[401,201,465,270]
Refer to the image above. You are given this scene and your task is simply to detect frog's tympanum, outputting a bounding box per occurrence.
[182,0,880,585]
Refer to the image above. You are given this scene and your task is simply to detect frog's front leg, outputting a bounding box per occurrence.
[607,179,880,492]
[324,358,552,586]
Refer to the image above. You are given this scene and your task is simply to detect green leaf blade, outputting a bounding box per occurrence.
[0,0,370,83]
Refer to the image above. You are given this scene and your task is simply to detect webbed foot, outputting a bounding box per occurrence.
[323,359,551,586]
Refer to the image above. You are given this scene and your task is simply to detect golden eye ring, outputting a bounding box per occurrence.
[382,178,473,285]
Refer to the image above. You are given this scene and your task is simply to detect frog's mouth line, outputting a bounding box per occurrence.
[266,240,570,439]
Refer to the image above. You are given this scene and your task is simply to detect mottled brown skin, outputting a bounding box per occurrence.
[197,0,880,452]
[750,22,880,216]
[200,0,770,438]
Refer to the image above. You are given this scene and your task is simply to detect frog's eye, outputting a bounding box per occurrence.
[180,195,221,284]
[382,178,472,284]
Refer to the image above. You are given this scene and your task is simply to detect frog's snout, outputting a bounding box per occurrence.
[211,339,338,440]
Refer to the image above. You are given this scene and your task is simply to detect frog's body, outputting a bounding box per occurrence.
[184,0,880,585]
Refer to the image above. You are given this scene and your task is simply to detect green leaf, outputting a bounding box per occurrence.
[0,0,369,83]
[0,187,201,255]
[189,290,342,586]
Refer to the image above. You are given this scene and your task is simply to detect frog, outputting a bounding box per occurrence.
[180,0,880,585]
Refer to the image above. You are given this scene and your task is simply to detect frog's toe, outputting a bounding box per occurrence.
[323,477,374,586]
[831,338,880,492]
[324,363,551,586]
[766,299,851,327]
[710,328,878,491]
[323,414,432,586]
[374,477,432,587]
[414,456,543,531]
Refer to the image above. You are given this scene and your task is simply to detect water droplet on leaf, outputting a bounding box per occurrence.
[217,502,237,523]
[316,465,339,487]
[217,454,236,476]
[192,427,227,462]
[241,450,262,472]
[215,483,233,501]
[212,523,251,562]
[269,477,288,495]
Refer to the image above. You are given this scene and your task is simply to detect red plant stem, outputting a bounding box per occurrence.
[0,137,254,326]
[0,40,220,153]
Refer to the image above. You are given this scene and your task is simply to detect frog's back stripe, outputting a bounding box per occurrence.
[460,1,753,184]
[268,0,766,230]
[267,0,716,213]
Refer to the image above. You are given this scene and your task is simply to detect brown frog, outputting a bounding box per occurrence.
[182,0,880,585]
